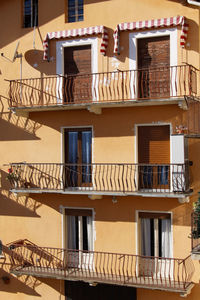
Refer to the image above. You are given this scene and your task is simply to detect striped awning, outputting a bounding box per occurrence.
[113,16,188,54]
[43,25,108,61]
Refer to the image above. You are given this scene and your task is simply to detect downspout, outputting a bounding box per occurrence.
[186,0,200,69]
[187,0,200,6]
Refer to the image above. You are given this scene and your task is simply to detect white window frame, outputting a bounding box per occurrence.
[68,0,84,23]
[56,37,98,103]
[129,28,178,99]
[135,209,173,258]
[61,206,95,251]
[135,123,186,193]
[135,123,173,192]
[23,0,38,28]
[60,125,94,190]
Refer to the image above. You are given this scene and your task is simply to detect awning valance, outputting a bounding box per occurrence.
[43,25,108,60]
[113,16,188,55]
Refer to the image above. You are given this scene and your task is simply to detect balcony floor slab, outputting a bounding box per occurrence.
[10,188,192,200]
[10,266,193,296]
[10,97,189,116]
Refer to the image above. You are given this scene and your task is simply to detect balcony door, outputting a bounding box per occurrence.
[138,125,170,191]
[65,208,93,269]
[139,212,172,278]
[138,36,170,99]
[64,128,92,188]
[64,45,92,103]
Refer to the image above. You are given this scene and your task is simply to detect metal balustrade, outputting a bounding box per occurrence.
[7,65,199,108]
[6,241,194,294]
[7,162,190,194]
[191,212,200,254]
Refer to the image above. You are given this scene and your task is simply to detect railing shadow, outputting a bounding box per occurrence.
[0,259,41,296]
[0,95,41,141]
[0,169,41,217]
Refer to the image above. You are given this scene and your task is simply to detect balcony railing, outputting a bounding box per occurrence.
[8,65,199,109]
[6,241,194,294]
[7,162,191,195]
[191,212,200,255]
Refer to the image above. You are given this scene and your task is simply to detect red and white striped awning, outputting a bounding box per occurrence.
[43,25,108,60]
[114,16,188,54]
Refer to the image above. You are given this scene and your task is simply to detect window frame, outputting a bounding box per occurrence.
[62,206,95,252]
[61,125,94,166]
[22,0,38,28]
[66,0,84,23]
[136,210,173,258]
[129,28,177,99]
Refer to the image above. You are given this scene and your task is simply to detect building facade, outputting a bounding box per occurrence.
[0,0,200,299]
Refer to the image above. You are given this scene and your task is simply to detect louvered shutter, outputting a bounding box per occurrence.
[138,125,170,164]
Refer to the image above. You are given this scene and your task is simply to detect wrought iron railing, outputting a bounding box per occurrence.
[7,162,190,194]
[191,212,200,253]
[7,65,199,108]
[6,241,194,293]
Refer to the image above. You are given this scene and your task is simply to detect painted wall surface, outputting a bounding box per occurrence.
[0,0,199,300]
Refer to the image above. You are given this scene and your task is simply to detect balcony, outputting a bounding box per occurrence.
[5,240,194,296]
[7,64,199,115]
[191,212,200,259]
[7,162,191,199]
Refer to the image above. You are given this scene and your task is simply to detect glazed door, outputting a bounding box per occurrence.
[65,209,93,269]
[138,36,170,99]
[139,213,172,278]
[64,45,92,103]
[64,128,92,188]
[138,125,170,190]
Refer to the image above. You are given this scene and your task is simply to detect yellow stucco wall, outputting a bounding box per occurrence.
[0,0,199,299]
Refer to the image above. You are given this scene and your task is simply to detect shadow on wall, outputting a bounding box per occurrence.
[187,139,200,191]
[39,277,64,296]
[115,17,199,64]
[0,2,62,49]
[0,261,41,296]
[29,192,191,226]
[0,0,111,49]
[0,95,41,141]
[0,169,41,217]
[24,49,56,76]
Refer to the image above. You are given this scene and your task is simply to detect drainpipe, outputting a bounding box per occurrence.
[187,0,200,6]
[186,0,200,69]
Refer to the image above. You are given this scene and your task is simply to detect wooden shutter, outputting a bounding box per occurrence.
[64,45,91,75]
[138,36,170,98]
[138,36,170,69]
[64,45,92,102]
[138,125,170,164]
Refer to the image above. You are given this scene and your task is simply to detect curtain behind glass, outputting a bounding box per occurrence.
[86,216,93,251]
[161,218,171,258]
[141,218,151,256]
[82,131,92,183]
[67,216,77,250]
[68,132,78,186]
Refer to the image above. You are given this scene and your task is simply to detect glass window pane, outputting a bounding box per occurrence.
[23,0,38,28]
[68,0,83,23]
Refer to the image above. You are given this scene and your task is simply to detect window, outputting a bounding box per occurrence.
[67,0,83,23]
[65,208,93,268]
[23,0,38,28]
[138,212,172,277]
[138,125,170,190]
[139,212,172,258]
[64,128,92,187]
[66,209,93,252]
